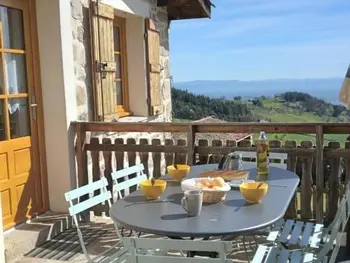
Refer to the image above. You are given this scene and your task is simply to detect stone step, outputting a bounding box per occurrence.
[4,212,73,263]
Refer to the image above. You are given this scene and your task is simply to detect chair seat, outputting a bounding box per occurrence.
[267,219,324,249]
[252,245,328,263]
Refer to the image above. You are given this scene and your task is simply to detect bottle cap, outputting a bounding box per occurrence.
[259,131,267,140]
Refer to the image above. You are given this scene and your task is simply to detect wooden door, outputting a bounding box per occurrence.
[0,0,46,230]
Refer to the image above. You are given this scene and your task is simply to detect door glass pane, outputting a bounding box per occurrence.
[8,98,30,138]
[5,53,27,94]
[116,81,123,105]
[0,100,5,140]
[113,27,120,51]
[0,6,25,50]
[115,54,121,79]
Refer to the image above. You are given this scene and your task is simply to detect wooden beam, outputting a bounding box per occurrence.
[196,0,211,18]
[85,143,188,153]
[157,0,168,6]
[71,121,350,135]
[165,0,211,20]
[187,125,196,165]
[75,123,87,187]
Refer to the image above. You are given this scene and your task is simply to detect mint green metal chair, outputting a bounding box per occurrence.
[252,188,350,263]
[65,177,127,263]
[118,237,233,263]
[111,164,147,200]
[111,164,147,237]
[265,187,350,252]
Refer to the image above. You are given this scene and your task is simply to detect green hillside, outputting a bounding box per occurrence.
[172,89,350,146]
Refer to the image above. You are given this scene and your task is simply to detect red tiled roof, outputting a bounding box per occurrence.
[194,116,252,142]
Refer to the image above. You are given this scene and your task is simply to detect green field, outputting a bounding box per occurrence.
[252,98,335,123]
[250,98,348,146]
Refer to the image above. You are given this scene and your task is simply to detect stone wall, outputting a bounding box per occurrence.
[71,0,94,121]
[70,0,172,122]
[150,0,172,122]
[71,0,173,185]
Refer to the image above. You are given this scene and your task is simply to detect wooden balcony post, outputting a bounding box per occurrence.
[187,124,196,165]
[345,142,350,249]
[75,123,87,188]
[75,123,89,221]
[315,125,324,223]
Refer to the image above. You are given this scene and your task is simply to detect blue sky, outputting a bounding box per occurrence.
[169,0,350,82]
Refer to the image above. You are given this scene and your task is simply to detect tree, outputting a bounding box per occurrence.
[171,88,253,122]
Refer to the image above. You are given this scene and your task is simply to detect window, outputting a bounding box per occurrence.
[90,2,162,121]
[113,16,130,117]
[90,2,131,121]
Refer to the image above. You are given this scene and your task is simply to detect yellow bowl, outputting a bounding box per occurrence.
[239,182,268,204]
[139,179,167,200]
[167,165,190,181]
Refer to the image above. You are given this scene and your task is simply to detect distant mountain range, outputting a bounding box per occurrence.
[175,78,344,105]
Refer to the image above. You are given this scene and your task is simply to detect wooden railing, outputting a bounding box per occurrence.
[73,122,350,227]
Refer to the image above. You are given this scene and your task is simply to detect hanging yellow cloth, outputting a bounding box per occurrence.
[339,65,350,107]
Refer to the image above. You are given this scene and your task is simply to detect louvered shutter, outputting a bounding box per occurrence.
[90,1,117,121]
[146,19,163,115]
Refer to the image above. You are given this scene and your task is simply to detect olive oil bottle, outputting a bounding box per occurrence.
[256,131,269,180]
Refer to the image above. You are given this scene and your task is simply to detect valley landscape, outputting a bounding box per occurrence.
[175,78,344,105]
[171,78,349,145]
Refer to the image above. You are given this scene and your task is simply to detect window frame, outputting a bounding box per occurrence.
[113,16,130,117]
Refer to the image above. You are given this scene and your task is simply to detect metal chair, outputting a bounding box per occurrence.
[65,177,126,263]
[111,164,147,237]
[119,237,233,263]
[236,151,288,170]
[265,187,350,252]
[252,189,350,263]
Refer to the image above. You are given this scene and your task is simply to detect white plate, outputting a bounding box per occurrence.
[229,179,255,188]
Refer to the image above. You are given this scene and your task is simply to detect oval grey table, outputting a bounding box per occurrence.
[110,164,300,238]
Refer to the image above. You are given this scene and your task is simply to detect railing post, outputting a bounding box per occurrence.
[187,124,196,166]
[315,125,324,223]
[300,141,313,219]
[345,142,350,249]
[75,123,87,188]
[75,123,89,221]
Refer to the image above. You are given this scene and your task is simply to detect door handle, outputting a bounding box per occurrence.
[30,95,38,121]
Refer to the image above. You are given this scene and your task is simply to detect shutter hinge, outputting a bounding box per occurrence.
[144,32,148,39]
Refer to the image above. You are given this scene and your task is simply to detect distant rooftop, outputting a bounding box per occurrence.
[194,116,252,142]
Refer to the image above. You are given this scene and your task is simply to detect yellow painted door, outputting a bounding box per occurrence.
[0,0,46,230]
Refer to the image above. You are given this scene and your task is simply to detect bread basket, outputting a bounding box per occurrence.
[181,178,230,204]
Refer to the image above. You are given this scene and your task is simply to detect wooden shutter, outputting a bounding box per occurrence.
[90,2,117,121]
[146,19,163,115]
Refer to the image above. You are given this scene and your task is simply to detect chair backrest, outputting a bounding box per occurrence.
[317,188,350,263]
[236,151,288,169]
[65,177,111,217]
[64,177,112,261]
[111,164,147,198]
[122,237,233,263]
